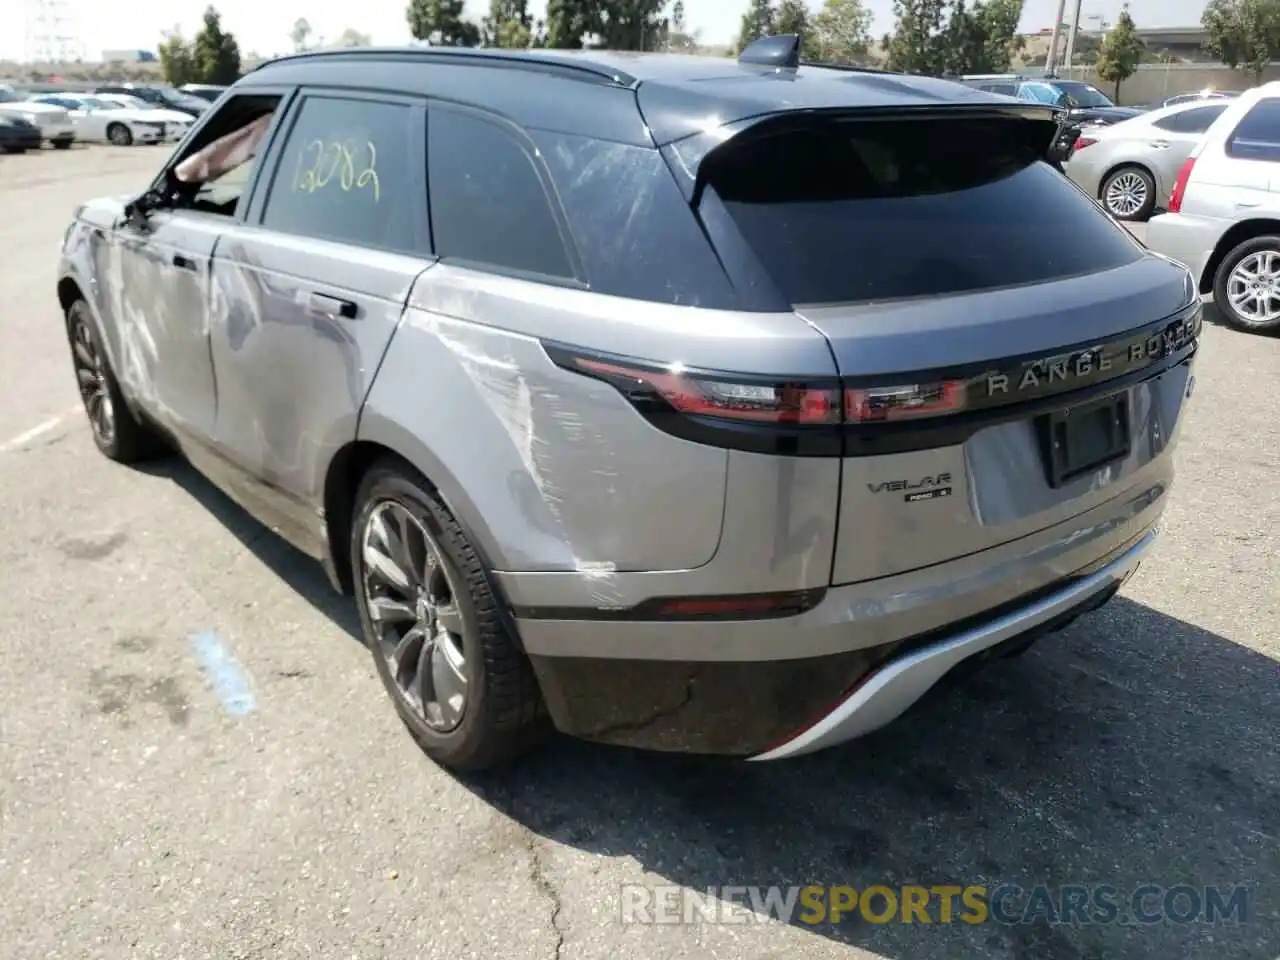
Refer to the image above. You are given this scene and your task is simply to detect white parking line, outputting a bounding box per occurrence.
[0,405,81,454]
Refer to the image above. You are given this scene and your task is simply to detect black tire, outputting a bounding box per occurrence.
[106,123,133,147]
[65,299,163,463]
[1212,235,1280,335]
[1100,165,1157,222]
[351,460,548,771]
[52,139,73,150]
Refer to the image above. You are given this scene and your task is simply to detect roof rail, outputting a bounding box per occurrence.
[251,46,637,87]
[799,59,894,76]
[738,34,802,69]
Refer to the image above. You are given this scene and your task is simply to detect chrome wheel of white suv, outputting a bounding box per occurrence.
[1214,235,1280,334]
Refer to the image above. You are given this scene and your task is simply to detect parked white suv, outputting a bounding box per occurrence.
[1146,80,1280,334]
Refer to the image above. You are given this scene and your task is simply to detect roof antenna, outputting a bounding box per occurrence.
[737,33,801,70]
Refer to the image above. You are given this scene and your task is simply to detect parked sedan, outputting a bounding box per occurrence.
[91,94,195,142]
[0,114,42,153]
[1138,89,1240,111]
[28,94,170,145]
[1065,99,1232,221]
[0,85,75,148]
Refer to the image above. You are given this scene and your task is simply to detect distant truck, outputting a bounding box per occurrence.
[101,50,157,63]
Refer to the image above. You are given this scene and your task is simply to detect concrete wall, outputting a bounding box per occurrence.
[1059,62,1280,106]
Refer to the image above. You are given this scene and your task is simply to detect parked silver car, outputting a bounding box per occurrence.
[56,39,1202,770]
[1065,99,1233,221]
[1146,79,1280,334]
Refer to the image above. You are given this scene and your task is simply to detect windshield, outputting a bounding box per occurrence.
[113,96,151,110]
[0,86,20,103]
[80,97,114,110]
[1053,82,1115,108]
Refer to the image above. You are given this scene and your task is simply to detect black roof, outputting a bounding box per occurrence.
[249,46,1043,146]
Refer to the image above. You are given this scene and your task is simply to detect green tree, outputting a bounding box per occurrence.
[483,0,533,47]
[775,0,811,46]
[157,28,197,86]
[943,0,1024,73]
[1095,5,1144,101]
[666,0,700,51]
[407,0,481,46]
[884,0,949,74]
[810,0,873,64]
[191,6,241,84]
[1203,0,1280,82]
[545,0,601,48]
[336,27,373,46]
[599,0,669,51]
[290,17,312,52]
[735,0,775,54]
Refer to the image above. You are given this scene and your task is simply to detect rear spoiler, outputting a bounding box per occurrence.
[658,103,1070,205]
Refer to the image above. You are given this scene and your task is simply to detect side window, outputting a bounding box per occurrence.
[168,93,282,218]
[1227,99,1280,161]
[261,96,416,252]
[427,108,574,279]
[1154,105,1226,134]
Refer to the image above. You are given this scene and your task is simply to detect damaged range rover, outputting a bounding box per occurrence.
[56,36,1201,771]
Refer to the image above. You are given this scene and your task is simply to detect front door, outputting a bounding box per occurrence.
[110,210,222,438]
[207,90,431,555]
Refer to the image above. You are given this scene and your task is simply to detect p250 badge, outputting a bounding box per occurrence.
[867,473,953,502]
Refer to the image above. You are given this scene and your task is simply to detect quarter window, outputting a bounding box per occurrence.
[427,108,573,279]
[1227,99,1280,161]
[261,96,416,252]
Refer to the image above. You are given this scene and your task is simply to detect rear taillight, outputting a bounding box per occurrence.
[1168,156,1197,213]
[845,381,968,423]
[1073,136,1098,151]
[568,354,840,425]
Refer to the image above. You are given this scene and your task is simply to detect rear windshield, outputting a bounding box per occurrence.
[706,117,1142,305]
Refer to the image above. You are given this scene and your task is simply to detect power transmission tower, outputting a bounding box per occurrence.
[24,0,84,65]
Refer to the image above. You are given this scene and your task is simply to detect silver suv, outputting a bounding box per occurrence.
[56,38,1201,770]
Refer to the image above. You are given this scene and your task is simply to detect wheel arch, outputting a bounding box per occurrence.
[321,433,527,651]
[321,429,509,596]
[1200,219,1280,294]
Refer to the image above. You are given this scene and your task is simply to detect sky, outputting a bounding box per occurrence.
[4,0,1213,63]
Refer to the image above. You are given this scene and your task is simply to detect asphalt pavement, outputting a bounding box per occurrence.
[0,146,1276,960]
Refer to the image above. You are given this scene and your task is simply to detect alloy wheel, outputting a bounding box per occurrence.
[71,312,115,446]
[1104,171,1148,218]
[361,501,470,732]
[1226,250,1280,327]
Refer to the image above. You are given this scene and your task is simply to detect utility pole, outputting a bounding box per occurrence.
[1062,0,1084,79]
[1045,0,1069,75]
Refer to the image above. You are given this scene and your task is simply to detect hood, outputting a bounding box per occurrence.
[0,102,67,117]
[1070,105,1142,123]
[141,108,194,123]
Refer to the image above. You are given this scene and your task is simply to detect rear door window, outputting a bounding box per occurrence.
[706,116,1142,305]
[1226,99,1280,161]
[1153,105,1227,133]
[261,95,418,252]
[427,107,574,280]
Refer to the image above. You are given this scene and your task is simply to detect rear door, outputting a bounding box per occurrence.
[702,112,1198,584]
[1190,96,1280,202]
[209,90,433,549]
[1146,103,1230,200]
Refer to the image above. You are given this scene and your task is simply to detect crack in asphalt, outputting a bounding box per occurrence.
[527,834,566,960]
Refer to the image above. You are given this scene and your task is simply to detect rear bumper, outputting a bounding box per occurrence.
[528,524,1156,756]
[1145,212,1227,289]
[751,529,1152,760]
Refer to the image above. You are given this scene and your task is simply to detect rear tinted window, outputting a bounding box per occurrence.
[706,117,1142,305]
[1227,99,1280,161]
[428,108,574,279]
